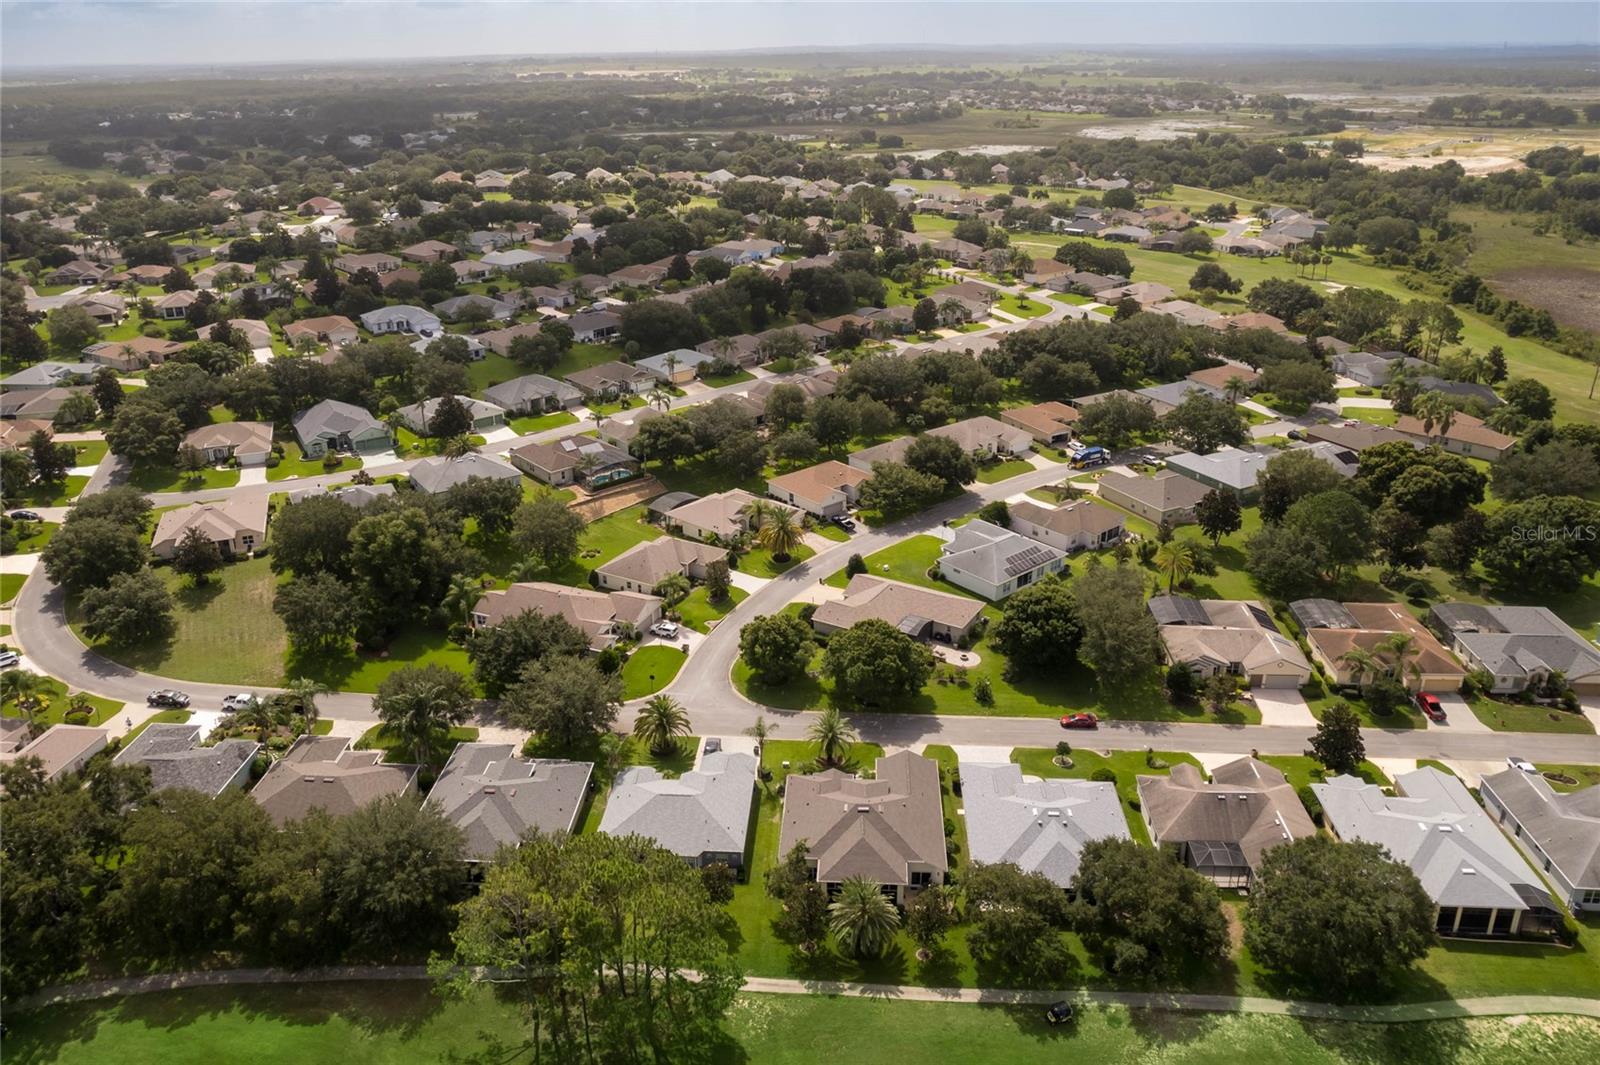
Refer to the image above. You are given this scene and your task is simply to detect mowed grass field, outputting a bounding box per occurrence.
[7,981,1599,1065]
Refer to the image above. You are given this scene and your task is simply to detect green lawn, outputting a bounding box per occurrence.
[534,504,662,585]
[1258,754,1392,791]
[4,474,88,506]
[266,443,361,482]
[823,534,954,592]
[1468,696,1595,735]
[621,645,686,699]
[393,427,487,456]
[1299,675,1426,730]
[69,439,109,466]
[1,675,123,727]
[127,464,241,492]
[354,723,480,765]
[810,521,851,543]
[122,708,191,744]
[1050,291,1092,305]
[652,455,768,497]
[737,541,815,577]
[995,292,1049,319]
[10,520,57,553]
[1,573,27,605]
[505,410,578,435]
[464,353,526,394]
[1534,764,1600,793]
[676,584,747,633]
[699,368,756,388]
[12,982,1574,1065]
[975,458,1035,484]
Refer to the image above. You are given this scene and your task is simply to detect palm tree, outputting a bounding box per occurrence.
[647,386,673,413]
[1,670,47,736]
[808,706,857,768]
[1374,632,1424,688]
[282,676,330,732]
[1413,391,1456,444]
[1154,538,1200,593]
[828,876,902,957]
[652,572,691,609]
[753,505,803,563]
[633,695,691,757]
[745,715,773,743]
[441,574,483,626]
[596,731,628,782]
[229,695,273,736]
[375,672,467,766]
[1223,375,1249,404]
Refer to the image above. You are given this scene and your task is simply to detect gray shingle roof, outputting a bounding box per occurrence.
[959,761,1129,887]
[113,723,259,798]
[1481,769,1600,893]
[598,751,757,861]
[430,744,592,860]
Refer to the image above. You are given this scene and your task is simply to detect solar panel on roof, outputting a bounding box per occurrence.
[1003,545,1056,578]
[1246,604,1274,628]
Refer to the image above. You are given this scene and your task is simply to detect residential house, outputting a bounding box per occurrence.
[297,196,343,216]
[929,238,984,266]
[47,259,112,285]
[1008,498,1125,553]
[1001,401,1080,446]
[1429,604,1600,696]
[198,319,272,350]
[1148,299,1223,327]
[477,321,546,357]
[1289,599,1466,692]
[478,249,544,273]
[936,518,1066,601]
[433,294,515,322]
[113,723,259,798]
[334,252,401,275]
[150,497,268,560]
[1137,758,1316,889]
[566,308,621,342]
[1303,422,1419,453]
[1096,281,1174,306]
[523,286,576,310]
[152,289,200,320]
[283,315,359,349]
[1317,769,1560,937]
[252,735,419,827]
[82,335,186,371]
[779,751,948,904]
[180,421,273,466]
[287,482,396,509]
[1150,595,1312,688]
[401,240,459,263]
[765,460,871,519]
[470,581,661,651]
[959,760,1130,888]
[483,373,582,414]
[0,725,108,783]
[1186,364,1262,394]
[293,398,392,456]
[408,453,521,495]
[1137,379,1225,410]
[394,395,506,435]
[659,489,798,543]
[359,305,442,336]
[0,361,97,391]
[0,387,89,421]
[430,744,593,862]
[1394,412,1516,462]
[847,416,1033,472]
[608,262,669,287]
[1333,350,1429,388]
[1206,311,1289,335]
[812,574,985,646]
[1096,470,1209,525]
[565,360,656,397]
[636,348,717,385]
[1480,769,1600,913]
[451,258,498,283]
[599,751,758,869]
[1165,447,1272,499]
[1417,377,1504,409]
[594,537,729,595]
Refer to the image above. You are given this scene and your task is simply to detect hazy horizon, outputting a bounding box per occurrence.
[2,1,1596,71]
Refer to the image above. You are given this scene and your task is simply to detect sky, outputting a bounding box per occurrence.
[1,1,1596,70]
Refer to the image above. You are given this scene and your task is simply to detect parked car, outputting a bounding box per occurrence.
[1416,692,1446,722]
[1286,429,1305,441]
[703,737,722,755]
[650,620,680,639]
[1045,1001,1075,1025]
[1507,756,1538,774]
[831,515,857,532]
[7,510,42,522]
[147,689,191,708]
[221,693,255,711]
[1059,712,1099,730]
[0,651,19,669]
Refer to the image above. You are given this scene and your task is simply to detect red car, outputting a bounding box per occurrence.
[1059,712,1099,730]
[1416,692,1446,722]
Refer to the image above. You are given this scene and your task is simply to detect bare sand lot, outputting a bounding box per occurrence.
[1490,265,1600,333]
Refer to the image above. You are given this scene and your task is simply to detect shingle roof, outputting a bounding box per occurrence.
[408,453,521,494]
[1137,758,1315,871]
[959,761,1129,887]
[596,536,728,589]
[113,723,259,797]
[251,735,418,826]
[430,744,592,860]
[599,751,757,860]
[779,751,947,886]
[939,519,1065,585]
[812,574,984,633]
[1481,769,1600,893]
[471,581,660,648]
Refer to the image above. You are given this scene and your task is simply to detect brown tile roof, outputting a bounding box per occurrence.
[251,736,418,825]
[779,751,948,886]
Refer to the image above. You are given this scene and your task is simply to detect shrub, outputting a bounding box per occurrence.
[264,454,280,468]
[974,674,994,706]
[1090,767,1117,783]
[1298,785,1323,823]
[798,602,818,623]
[64,709,91,726]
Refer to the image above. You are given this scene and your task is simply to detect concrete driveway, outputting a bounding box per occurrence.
[1248,688,1317,727]
[1429,692,1491,733]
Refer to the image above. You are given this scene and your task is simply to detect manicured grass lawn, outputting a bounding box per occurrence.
[975,458,1034,484]
[550,342,624,380]
[464,353,525,394]
[10,520,57,553]
[995,292,1049,318]
[122,708,191,743]
[1050,291,1092,305]
[1468,695,1595,735]
[1,675,123,726]
[823,534,954,593]
[652,455,768,497]
[1258,753,1392,791]
[5,474,88,506]
[69,439,109,466]
[1,573,27,605]
[266,443,361,482]
[537,504,662,585]
[13,981,1563,1065]
[810,521,850,543]
[1341,406,1400,426]
[737,541,815,577]
[1012,745,1203,845]
[676,584,747,633]
[393,427,487,456]
[127,464,240,492]
[699,368,755,388]
[1535,763,1600,793]
[354,723,480,765]
[621,645,686,699]
[505,410,577,435]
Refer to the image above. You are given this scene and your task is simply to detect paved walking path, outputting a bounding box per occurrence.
[16,965,1600,1023]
